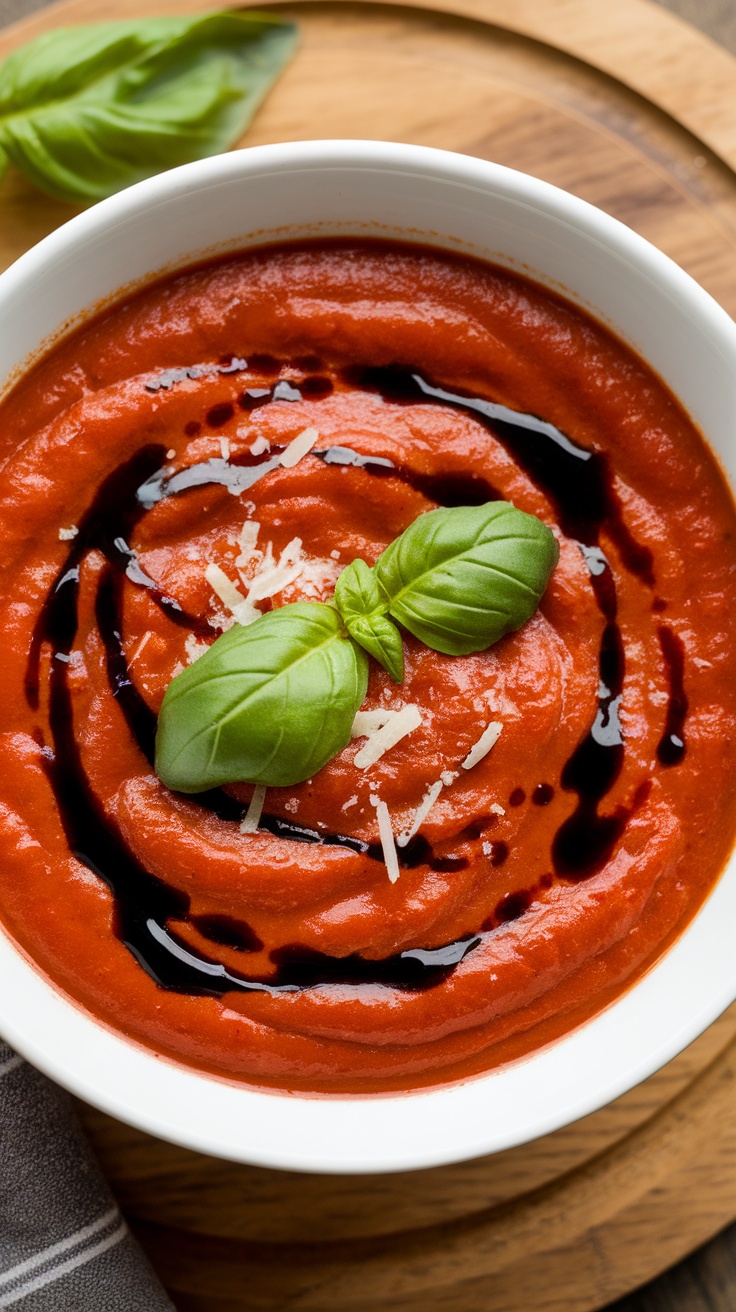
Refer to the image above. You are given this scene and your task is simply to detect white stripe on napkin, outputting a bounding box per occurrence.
[0,1219,127,1308]
[0,1206,120,1290]
[0,1055,23,1081]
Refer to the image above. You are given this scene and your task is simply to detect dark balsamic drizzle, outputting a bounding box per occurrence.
[656,626,688,766]
[27,362,684,998]
[354,367,654,582]
[191,915,263,953]
[552,542,628,880]
[532,783,554,806]
[348,367,656,882]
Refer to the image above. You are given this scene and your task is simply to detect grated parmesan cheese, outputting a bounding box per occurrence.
[397,780,444,848]
[243,537,303,603]
[489,801,506,817]
[279,427,319,468]
[462,721,503,771]
[342,794,358,811]
[351,709,394,738]
[235,520,260,571]
[128,630,153,667]
[205,514,333,630]
[292,557,341,599]
[204,563,247,610]
[184,633,209,664]
[219,437,230,460]
[249,435,270,456]
[58,525,78,541]
[240,784,266,834]
[353,705,422,769]
[440,770,459,787]
[373,797,400,883]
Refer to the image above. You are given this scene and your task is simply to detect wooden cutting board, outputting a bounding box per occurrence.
[3,0,736,1307]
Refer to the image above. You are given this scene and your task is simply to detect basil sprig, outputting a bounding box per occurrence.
[156,603,368,792]
[0,13,297,203]
[154,502,558,791]
[334,558,404,683]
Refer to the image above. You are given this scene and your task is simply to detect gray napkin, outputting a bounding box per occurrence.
[0,1041,174,1311]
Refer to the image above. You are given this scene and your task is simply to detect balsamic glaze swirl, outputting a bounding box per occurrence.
[25,365,684,997]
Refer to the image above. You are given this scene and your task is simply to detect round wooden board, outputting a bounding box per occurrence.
[3,0,736,1307]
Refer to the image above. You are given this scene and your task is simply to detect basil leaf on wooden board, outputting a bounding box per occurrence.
[334,557,405,682]
[155,602,368,791]
[0,12,297,203]
[374,502,559,656]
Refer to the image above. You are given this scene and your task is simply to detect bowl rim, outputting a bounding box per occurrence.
[1,139,736,1174]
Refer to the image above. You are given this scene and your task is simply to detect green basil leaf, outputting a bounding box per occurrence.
[342,612,404,684]
[0,12,297,203]
[333,557,405,682]
[374,502,559,656]
[155,602,368,792]
[334,557,387,623]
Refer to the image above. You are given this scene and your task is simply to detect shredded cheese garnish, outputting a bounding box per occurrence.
[397,780,443,848]
[204,563,247,610]
[219,437,230,460]
[249,435,270,456]
[240,784,266,834]
[184,633,208,664]
[58,526,78,541]
[243,537,303,602]
[462,720,503,771]
[204,524,309,629]
[279,427,319,468]
[235,520,260,571]
[372,797,400,883]
[353,705,422,769]
[128,630,153,667]
[350,709,394,738]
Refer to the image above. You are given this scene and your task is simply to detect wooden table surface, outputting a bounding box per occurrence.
[0,0,734,1308]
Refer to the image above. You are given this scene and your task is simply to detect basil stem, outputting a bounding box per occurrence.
[374,502,559,656]
[334,558,404,683]
[155,602,368,791]
[0,12,297,203]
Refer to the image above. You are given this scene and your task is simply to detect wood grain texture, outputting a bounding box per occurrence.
[2,0,736,171]
[77,1014,736,1310]
[3,0,736,1307]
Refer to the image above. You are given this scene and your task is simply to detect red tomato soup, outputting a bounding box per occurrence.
[1,240,735,1094]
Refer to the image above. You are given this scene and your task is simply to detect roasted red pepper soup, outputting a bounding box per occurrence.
[1,240,735,1094]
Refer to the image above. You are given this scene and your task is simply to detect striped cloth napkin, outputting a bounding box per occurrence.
[0,1041,174,1310]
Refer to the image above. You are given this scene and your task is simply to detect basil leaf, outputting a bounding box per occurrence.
[341,612,404,684]
[0,12,297,203]
[334,557,405,682]
[334,557,386,623]
[155,602,368,791]
[374,502,559,656]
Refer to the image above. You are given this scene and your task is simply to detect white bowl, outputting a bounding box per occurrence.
[1,141,735,1174]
